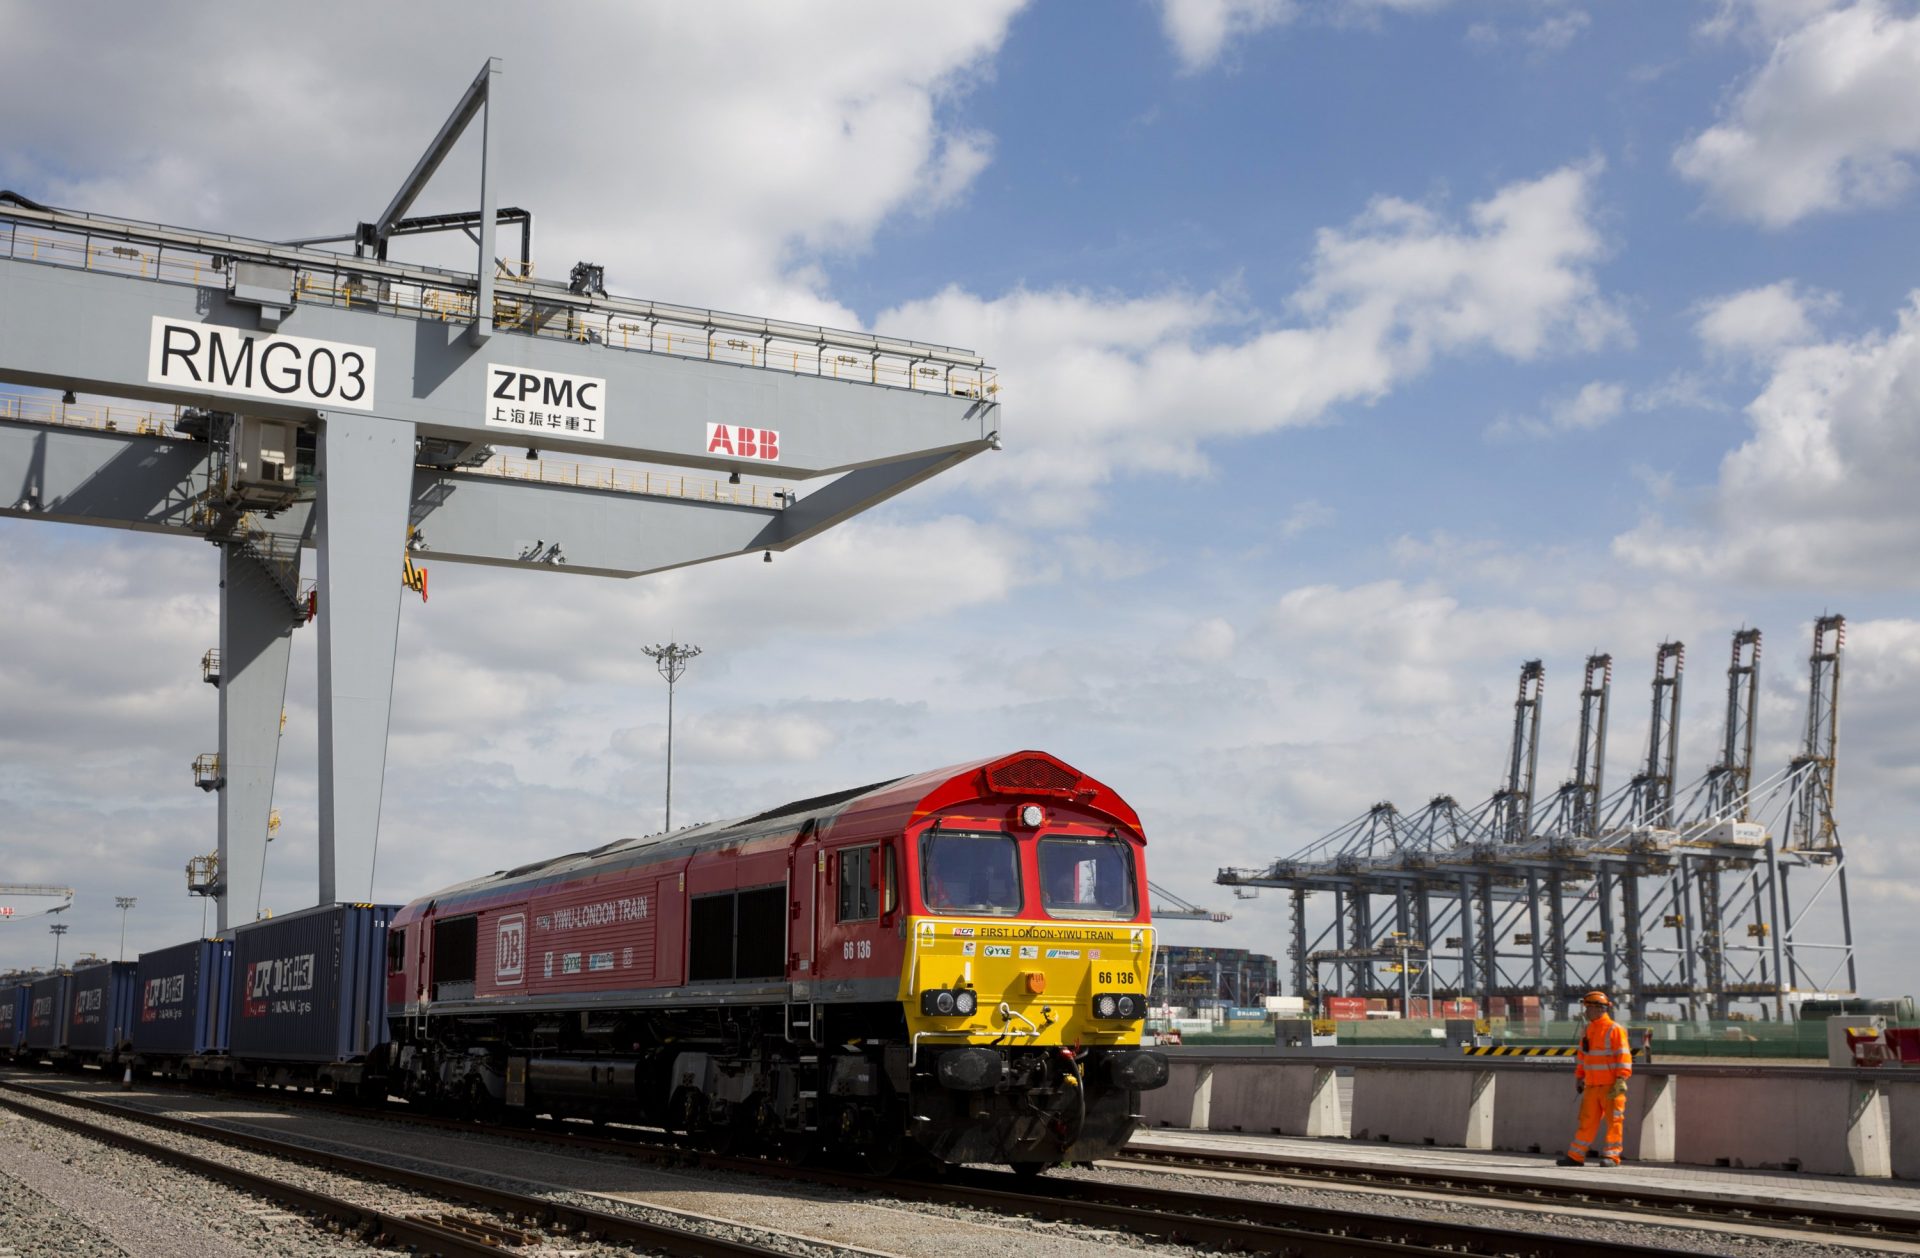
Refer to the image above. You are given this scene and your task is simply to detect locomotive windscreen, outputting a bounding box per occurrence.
[921,831,1021,914]
[1038,836,1137,918]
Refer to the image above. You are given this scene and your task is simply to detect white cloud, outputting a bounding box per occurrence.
[1675,2,1920,227]
[1697,0,1845,41]
[1160,0,1453,73]
[1179,616,1239,663]
[613,710,837,765]
[1526,9,1592,53]
[1162,0,1299,73]
[1693,281,1835,359]
[1487,379,1625,439]
[887,162,1625,522]
[1616,292,1920,584]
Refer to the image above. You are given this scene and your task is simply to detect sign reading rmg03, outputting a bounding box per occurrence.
[147,317,376,410]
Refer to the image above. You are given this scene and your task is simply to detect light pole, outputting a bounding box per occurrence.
[49,922,68,968]
[116,896,138,962]
[640,641,701,832]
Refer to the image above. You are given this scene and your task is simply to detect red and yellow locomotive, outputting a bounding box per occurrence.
[384,751,1167,1171]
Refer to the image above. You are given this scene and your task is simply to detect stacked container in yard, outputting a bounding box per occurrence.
[24,972,72,1052]
[1326,996,1368,1020]
[229,903,396,1062]
[132,938,233,1060]
[67,961,137,1058]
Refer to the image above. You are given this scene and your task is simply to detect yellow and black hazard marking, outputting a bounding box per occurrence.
[1463,1045,1578,1057]
[1461,1044,1649,1058]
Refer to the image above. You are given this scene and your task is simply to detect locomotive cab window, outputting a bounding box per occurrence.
[837,845,890,922]
[387,928,407,975]
[1038,837,1137,919]
[921,831,1021,915]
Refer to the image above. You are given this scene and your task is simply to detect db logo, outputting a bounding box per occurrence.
[495,914,526,985]
[705,424,780,462]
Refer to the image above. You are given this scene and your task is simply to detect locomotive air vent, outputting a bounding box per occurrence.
[987,757,1080,794]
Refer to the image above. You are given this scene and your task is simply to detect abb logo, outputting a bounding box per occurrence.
[495,914,526,985]
[705,424,780,462]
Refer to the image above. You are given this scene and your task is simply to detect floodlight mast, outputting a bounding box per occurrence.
[642,642,702,831]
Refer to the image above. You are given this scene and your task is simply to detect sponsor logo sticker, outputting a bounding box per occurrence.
[1045,948,1081,960]
[961,942,976,956]
[983,944,1013,959]
[951,926,975,937]
[1019,945,1039,960]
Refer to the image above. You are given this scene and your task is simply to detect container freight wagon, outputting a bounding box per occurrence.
[24,972,72,1053]
[66,961,137,1060]
[0,977,31,1055]
[228,903,395,1077]
[132,938,233,1063]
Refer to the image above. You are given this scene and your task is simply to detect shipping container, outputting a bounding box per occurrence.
[133,938,233,1057]
[229,903,396,1063]
[24,973,72,1051]
[0,978,29,1053]
[66,961,137,1055]
[1326,996,1368,1020]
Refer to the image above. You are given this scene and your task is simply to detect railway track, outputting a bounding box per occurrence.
[0,1077,800,1257]
[3,1072,1702,1257]
[1113,1140,1920,1245]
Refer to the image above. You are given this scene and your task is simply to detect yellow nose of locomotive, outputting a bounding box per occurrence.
[903,919,1153,1044]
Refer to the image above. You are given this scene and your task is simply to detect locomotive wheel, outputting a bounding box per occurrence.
[851,1134,904,1178]
[666,1085,703,1146]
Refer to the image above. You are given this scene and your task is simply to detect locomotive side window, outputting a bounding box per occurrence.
[921,831,1021,915]
[430,914,478,1000]
[1038,837,1137,919]
[387,928,407,975]
[838,846,879,922]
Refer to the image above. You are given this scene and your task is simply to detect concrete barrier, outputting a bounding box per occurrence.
[1886,1078,1920,1180]
[1349,1066,1494,1148]
[1206,1062,1342,1137]
[1149,1052,1913,1178]
[1139,1059,1210,1129]
[1673,1073,1888,1176]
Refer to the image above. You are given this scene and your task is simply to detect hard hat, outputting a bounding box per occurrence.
[1582,990,1611,1007]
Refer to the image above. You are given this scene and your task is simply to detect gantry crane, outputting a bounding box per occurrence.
[0,59,999,929]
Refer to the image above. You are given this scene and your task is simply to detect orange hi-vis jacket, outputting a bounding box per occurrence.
[1575,1013,1633,1087]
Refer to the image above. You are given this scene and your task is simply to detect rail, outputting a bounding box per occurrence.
[0,387,791,511]
[0,204,1000,400]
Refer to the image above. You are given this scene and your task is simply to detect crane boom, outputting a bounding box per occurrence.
[1148,880,1231,922]
[0,885,76,920]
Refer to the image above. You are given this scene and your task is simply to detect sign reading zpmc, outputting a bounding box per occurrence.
[147,317,376,410]
[486,365,606,441]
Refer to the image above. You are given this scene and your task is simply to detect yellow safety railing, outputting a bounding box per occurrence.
[4,223,1001,402]
[0,387,191,438]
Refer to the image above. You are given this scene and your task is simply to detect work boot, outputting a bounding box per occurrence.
[1554,1154,1584,1167]
[1593,1158,1620,1167]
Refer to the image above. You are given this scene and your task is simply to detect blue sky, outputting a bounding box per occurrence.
[1,0,1916,1004]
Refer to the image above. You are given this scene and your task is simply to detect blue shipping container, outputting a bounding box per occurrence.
[229,903,396,1063]
[0,979,30,1052]
[25,973,71,1050]
[133,938,232,1057]
[67,961,138,1055]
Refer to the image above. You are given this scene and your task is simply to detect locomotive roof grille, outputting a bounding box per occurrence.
[986,757,1082,795]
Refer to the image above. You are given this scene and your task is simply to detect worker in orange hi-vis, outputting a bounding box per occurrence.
[1556,990,1632,1167]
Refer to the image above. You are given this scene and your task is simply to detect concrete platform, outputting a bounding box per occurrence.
[1127,1125,1920,1222]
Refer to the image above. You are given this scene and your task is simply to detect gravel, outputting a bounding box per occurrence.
[5,1072,1886,1258]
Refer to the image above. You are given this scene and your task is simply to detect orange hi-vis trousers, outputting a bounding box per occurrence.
[1567,1083,1626,1163]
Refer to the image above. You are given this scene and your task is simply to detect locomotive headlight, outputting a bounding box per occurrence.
[1095,993,1119,1018]
[921,988,970,1017]
[1017,803,1045,828]
[1116,995,1138,1019]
